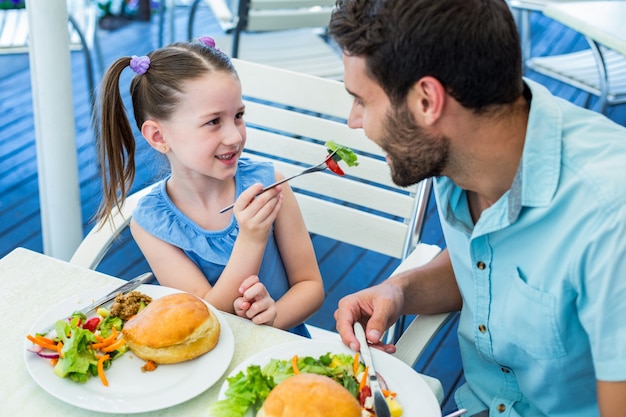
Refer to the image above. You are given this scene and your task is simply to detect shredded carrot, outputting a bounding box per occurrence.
[141,360,158,372]
[96,354,110,387]
[291,354,300,374]
[27,334,58,352]
[100,337,125,353]
[382,389,396,398]
[50,357,59,366]
[35,335,56,345]
[359,366,369,390]
[91,328,118,349]
[353,352,360,375]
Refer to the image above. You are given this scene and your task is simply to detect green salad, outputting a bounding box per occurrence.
[26,308,129,386]
[209,352,363,417]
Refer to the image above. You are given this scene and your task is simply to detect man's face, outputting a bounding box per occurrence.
[381,101,449,187]
[343,55,449,187]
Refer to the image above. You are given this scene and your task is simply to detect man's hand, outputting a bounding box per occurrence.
[334,280,405,354]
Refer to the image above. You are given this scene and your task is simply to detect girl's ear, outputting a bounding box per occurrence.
[141,120,168,153]
[407,76,445,126]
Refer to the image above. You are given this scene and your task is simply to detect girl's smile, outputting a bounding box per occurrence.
[215,150,239,166]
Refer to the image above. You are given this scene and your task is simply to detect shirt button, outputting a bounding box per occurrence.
[476,261,486,270]
[497,403,506,413]
[478,324,487,333]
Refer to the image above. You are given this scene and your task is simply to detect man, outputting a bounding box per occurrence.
[328,0,626,416]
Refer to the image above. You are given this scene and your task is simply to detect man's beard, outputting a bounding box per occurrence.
[380,103,449,187]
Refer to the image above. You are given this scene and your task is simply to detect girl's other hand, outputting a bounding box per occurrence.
[233,183,283,241]
[233,275,277,326]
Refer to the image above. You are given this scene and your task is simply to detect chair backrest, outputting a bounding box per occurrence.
[508,0,626,113]
[237,0,335,31]
[188,0,343,79]
[234,58,432,259]
[202,0,335,33]
[71,58,432,267]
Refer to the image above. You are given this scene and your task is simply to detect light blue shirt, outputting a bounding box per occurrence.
[434,80,626,416]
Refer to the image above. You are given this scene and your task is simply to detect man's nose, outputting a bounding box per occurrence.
[347,105,362,129]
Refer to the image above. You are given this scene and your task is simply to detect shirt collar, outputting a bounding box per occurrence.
[517,78,562,209]
[435,79,563,232]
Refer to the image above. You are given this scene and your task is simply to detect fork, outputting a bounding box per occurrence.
[219,149,338,213]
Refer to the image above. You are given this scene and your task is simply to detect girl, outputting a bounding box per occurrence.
[96,37,324,337]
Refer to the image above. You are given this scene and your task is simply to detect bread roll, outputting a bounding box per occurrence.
[122,292,220,364]
[258,373,361,417]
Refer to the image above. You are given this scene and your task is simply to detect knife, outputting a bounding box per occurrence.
[38,272,154,335]
[354,322,392,417]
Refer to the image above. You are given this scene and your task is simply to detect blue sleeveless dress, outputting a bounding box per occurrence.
[133,158,310,337]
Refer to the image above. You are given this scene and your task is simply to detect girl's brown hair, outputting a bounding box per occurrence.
[95,41,236,225]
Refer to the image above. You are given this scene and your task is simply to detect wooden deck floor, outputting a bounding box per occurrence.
[1,5,625,413]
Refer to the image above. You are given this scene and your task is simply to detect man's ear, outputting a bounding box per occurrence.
[141,120,168,153]
[407,76,445,126]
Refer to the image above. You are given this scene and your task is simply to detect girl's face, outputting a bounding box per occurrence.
[158,71,246,181]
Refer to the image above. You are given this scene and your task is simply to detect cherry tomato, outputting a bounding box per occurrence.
[82,317,101,332]
[325,157,345,176]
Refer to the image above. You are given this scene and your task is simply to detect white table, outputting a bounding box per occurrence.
[544,1,626,56]
[0,247,442,416]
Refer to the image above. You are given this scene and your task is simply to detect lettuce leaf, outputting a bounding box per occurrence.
[209,365,275,417]
[99,315,123,338]
[262,352,362,397]
[53,318,98,382]
[325,140,359,167]
[209,353,364,416]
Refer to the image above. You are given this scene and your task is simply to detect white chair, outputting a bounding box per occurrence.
[0,0,103,116]
[186,0,344,79]
[509,0,626,114]
[69,59,452,388]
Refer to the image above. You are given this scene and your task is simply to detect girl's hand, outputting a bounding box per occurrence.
[233,183,283,242]
[233,275,277,326]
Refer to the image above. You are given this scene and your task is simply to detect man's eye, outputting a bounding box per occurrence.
[353,97,364,106]
[207,118,219,125]
[235,111,245,120]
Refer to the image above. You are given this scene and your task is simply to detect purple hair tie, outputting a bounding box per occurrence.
[130,55,150,75]
[199,36,221,51]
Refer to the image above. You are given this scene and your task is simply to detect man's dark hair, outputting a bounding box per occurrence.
[329,0,524,110]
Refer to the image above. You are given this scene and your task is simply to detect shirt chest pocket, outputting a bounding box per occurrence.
[500,268,567,359]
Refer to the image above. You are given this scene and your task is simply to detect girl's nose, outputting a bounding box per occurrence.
[223,124,244,146]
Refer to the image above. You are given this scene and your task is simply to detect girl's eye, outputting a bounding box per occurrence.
[235,111,245,120]
[353,97,364,107]
[206,118,220,126]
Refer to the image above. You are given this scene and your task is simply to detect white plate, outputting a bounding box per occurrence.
[216,340,442,417]
[24,284,235,414]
